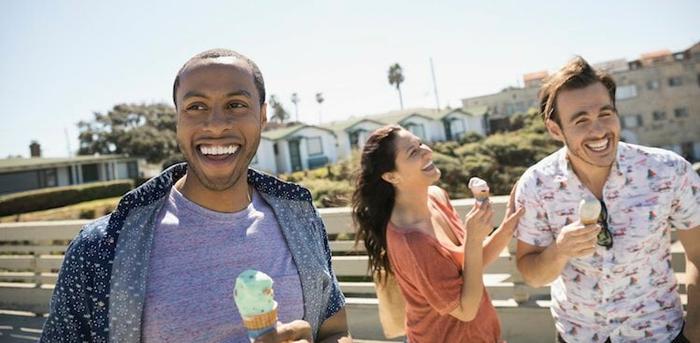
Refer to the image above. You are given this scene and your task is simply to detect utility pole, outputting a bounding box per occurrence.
[64,127,72,157]
[430,57,441,111]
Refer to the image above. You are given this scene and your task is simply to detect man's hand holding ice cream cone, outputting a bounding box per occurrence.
[549,196,602,260]
[253,320,312,343]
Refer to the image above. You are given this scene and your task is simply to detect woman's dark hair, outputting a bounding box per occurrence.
[352,125,403,284]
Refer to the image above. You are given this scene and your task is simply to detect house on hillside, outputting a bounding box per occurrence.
[0,155,143,195]
[325,118,385,160]
[365,107,487,143]
[258,124,338,174]
[325,107,488,161]
[250,137,276,174]
[433,107,488,141]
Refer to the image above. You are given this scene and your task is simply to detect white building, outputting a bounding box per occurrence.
[259,124,338,174]
[0,155,143,195]
[326,118,386,160]
[250,137,276,174]
[325,107,488,160]
[255,107,488,175]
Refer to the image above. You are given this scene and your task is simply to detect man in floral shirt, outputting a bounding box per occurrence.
[514,56,699,342]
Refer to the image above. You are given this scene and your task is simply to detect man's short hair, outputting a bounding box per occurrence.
[172,49,266,108]
[539,56,616,124]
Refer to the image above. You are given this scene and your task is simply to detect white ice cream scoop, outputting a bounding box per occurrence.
[578,195,602,225]
[468,177,490,203]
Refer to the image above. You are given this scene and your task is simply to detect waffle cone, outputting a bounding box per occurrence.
[475,191,490,202]
[242,307,278,331]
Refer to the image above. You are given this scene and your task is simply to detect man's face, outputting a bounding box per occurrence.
[547,82,620,168]
[175,57,267,191]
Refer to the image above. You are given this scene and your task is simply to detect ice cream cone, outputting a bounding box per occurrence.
[234,270,278,341]
[579,196,601,225]
[241,305,278,339]
[468,177,490,203]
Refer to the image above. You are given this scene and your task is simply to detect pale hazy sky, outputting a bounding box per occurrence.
[1,0,698,157]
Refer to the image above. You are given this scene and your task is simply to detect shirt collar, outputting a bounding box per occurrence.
[556,142,629,190]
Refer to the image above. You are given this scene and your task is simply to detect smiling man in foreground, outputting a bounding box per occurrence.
[40,49,351,343]
[514,57,699,342]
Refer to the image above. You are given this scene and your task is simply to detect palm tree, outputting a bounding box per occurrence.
[291,93,300,122]
[315,92,324,124]
[388,63,405,110]
[269,95,290,124]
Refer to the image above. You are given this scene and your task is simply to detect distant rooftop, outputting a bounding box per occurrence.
[261,124,336,141]
[640,49,672,60]
[322,107,486,132]
[523,71,548,82]
[0,155,137,173]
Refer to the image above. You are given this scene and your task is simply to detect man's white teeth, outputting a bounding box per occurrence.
[200,145,239,155]
[422,161,434,171]
[586,139,608,152]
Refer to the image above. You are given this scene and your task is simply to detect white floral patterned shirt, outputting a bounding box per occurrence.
[515,142,700,343]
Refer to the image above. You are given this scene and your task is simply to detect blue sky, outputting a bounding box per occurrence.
[1,0,698,158]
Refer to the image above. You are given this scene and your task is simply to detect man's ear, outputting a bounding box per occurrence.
[260,103,268,127]
[381,171,400,185]
[545,119,565,143]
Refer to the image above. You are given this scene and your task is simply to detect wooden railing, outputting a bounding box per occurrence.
[0,196,688,341]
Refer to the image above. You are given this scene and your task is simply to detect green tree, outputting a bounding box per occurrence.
[268,95,290,124]
[77,103,178,164]
[433,109,561,197]
[388,63,405,110]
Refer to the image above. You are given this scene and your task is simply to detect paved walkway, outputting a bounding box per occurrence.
[0,312,44,342]
[0,312,399,342]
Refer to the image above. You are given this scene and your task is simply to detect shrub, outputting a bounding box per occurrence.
[79,208,96,219]
[298,179,353,208]
[0,180,134,216]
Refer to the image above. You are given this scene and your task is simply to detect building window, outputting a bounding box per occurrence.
[349,131,360,149]
[697,73,700,87]
[668,76,683,87]
[307,137,323,156]
[681,142,696,161]
[616,84,638,100]
[82,164,100,182]
[622,114,643,128]
[646,80,659,90]
[405,123,426,141]
[273,144,278,155]
[127,161,138,179]
[652,111,666,121]
[504,103,515,115]
[40,168,58,187]
[674,107,689,118]
[450,119,466,139]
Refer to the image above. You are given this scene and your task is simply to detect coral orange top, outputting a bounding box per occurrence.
[386,187,501,343]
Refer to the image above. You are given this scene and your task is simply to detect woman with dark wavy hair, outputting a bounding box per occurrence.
[352,125,523,342]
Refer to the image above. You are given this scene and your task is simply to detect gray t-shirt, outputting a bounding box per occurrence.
[141,187,303,342]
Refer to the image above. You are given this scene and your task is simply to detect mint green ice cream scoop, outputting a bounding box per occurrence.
[233,269,277,317]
